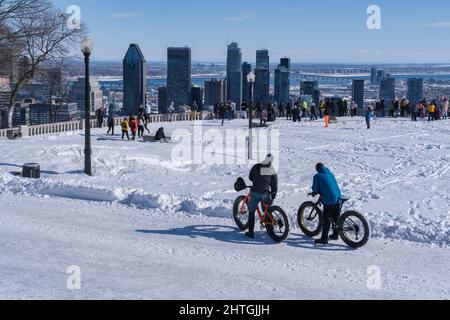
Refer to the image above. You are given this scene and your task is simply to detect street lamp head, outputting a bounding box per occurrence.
[247,71,255,83]
[81,37,94,55]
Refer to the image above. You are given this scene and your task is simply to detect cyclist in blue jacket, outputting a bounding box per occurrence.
[311,163,342,245]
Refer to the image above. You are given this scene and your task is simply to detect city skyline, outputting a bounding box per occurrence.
[52,0,450,63]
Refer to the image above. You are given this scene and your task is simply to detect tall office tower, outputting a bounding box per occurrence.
[167,47,192,107]
[191,86,203,110]
[407,78,424,107]
[69,77,103,116]
[226,43,242,108]
[379,78,396,104]
[241,62,252,103]
[352,80,365,109]
[377,70,386,84]
[158,86,168,114]
[280,57,291,70]
[123,44,147,116]
[254,49,270,106]
[300,80,320,107]
[204,79,227,106]
[274,58,290,104]
[29,103,54,125]
[370,67,377,85]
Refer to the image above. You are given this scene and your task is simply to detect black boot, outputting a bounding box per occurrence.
[245,232,255,239]
[315,238,328,245]
[329,231,339,241]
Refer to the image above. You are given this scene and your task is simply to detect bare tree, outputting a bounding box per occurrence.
[4,1,85,127]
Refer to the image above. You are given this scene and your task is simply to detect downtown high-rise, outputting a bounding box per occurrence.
[167,47,192,107]
[379,78,396,104]
[274,58,290,104]
[227,43,243,108]
[254,50,270,106]
[123,44,147,116]
[352,79,365,109]
[407,78,424,107]
[241,62,252,104]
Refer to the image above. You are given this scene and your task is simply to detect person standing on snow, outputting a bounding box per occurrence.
[366,107,374,129]
[442,97,449,120]
[245,154,278,239]
[107,115,115,135]
[311,163,343,245]
[286,102,292,120]
[129,115,138,140]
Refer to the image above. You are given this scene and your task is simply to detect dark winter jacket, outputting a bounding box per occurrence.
[155,128,165,141]
[312,167,342,206]
[249,164,278,198]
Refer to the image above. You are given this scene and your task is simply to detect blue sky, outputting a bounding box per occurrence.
[53,0,450,63]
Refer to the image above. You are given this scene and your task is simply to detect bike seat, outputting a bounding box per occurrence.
[340,198,350,203]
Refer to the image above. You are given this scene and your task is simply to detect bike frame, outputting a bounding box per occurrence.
[240,190,275,226]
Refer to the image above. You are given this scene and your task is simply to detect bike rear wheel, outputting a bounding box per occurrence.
[266,206,290,243]
[233,196,250,231]
[297,202,323,237]
[339,211,370,248]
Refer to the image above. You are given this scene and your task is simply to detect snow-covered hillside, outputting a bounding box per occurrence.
[0,117,449,299]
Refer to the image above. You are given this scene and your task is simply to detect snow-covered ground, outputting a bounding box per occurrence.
[0,117,449,299]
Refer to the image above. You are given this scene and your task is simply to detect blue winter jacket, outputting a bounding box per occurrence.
[312,167,342,206]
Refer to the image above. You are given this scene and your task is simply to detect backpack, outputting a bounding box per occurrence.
[234,177,247,192]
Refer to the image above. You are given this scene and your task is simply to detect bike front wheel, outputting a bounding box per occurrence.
[233,196,250,231]
[339,211,370,248]
[266,206,290,243]
[297,202,323,237]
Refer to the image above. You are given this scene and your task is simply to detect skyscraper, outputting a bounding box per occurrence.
[352,80,365,109]
[123,44,147,116]
[227,43,242,108]
[301,80,320,107]
[377,70,386,84]
[69,78,103,116]
[370,67,377,85]
[167,47,192,107]
[274,58,290,104]
[407,78,424,107]
[379,78,396,104]
[241,62,252,103]
[158,86,168,114]
[254,50,270,106]
[191,86,203,110]
[204,79,226,106]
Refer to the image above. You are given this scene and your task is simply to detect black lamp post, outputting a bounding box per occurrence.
[81,37,94,176]
[247,71,255,160]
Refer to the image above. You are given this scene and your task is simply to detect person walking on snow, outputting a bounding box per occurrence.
[107,115,115,135]
[442,97,449,120]
[121,118,130,140]
[311,163,342,245]
[366,107,374,129]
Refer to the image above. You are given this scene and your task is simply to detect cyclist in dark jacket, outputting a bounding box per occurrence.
[246,154,278,238]
[312,163,342,245]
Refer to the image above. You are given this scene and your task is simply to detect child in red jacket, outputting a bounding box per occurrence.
[129,116,138,140]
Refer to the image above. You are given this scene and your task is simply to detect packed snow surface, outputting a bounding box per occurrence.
[0,117,449,299]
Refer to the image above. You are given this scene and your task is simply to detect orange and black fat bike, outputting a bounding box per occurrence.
[233,178,290,243]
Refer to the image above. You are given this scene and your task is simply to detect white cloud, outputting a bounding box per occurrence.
[109,12,140,19]
[222,14,254,23]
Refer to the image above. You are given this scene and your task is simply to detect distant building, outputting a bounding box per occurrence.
[57,103,80,122]
[123,44,147,116]
[254,49,270,106]
[301,80,320,107]
[352,80,365,109]
[167,47,192,107]
[29,104,53,125]
[377,70,386,84]
[407,78,424,107]
[370,67,377,85]
[274,58,290,104]
[241,62,252,103]
[191,86,203,110]
[280,57,291,70]
[69,77,103,116]
[204,79,226,106]
[158,86,168,114]
[379,78,396,104]
[227,43,242,108]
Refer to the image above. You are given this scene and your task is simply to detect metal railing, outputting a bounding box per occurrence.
[0,112,214,139]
